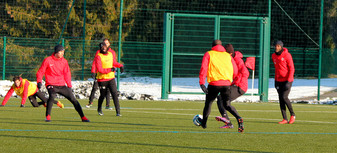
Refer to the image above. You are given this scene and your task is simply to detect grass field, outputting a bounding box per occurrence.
[0,98,336,153]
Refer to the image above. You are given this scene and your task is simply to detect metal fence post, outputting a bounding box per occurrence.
[81,0,87,81]
[117,0,124,90]
[2,36,6,80]
[317,0,324,101]
[161,13,172,99]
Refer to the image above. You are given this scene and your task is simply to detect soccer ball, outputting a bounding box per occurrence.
[193,114,203,126]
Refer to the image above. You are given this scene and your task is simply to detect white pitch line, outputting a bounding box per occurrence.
[120,110,337,125]
[59,107,337,124]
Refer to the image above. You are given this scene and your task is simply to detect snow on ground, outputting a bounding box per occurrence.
[1,77,337,103]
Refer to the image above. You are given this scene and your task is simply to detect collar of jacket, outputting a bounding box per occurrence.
[211,45,226,52]
[51,53,63,60]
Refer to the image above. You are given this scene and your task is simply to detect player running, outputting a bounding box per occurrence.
[198,40,244,133]
[215,44,249,130]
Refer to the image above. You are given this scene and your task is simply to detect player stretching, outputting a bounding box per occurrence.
[199,40,244,133]
[272,40,296,124]
[36,44,90,122]
[1,76,64,108]
[93,42,123,116]
[215,44,249,129]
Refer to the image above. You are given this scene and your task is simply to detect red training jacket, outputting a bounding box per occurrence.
[272,47,295,82]
[232,51,249,92]
[36,53,72,87]
[91,48,122,73]
[199,45,238,86]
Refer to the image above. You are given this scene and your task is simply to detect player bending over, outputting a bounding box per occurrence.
[1,76,64,108]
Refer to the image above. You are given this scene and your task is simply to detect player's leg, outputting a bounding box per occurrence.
[282,81,295,123]
[58,86,88,121]
[105,88,111,109]
[222,86,240,119]
[46,85,57,121]
[215,95,231,125]
[201,85,220,129]
[97,81,108,115]
[276,81,288,124]
[35,91,62,107]
[229,85,245,101]
[107,79,120,116]
[28,95,40,107]
[220,86,243,132]
[87,80,98,107]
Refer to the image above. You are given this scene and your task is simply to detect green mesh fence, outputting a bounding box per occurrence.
[0,0,336,81]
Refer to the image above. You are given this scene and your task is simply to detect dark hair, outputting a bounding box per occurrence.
[54,44,65,53]
[99,42,107,52]
[13,76,21,82]
[212,40,222,47]
[274,40,284,48]
[224,44,235,57]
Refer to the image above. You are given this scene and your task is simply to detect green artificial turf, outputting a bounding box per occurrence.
[0,98,336,153]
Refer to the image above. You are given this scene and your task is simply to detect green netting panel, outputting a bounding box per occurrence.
[121,42,163,77]
[1,0,335,79]
[219,18,261,78]
[269,47,320,78]
[172,16,215,77]
[2,37,57,80]
[0,37,3,79]
[220,19,260,56]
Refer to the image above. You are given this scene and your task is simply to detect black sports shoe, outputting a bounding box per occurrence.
[238,118,244,133]
[98,110,103,116]
[199,118,207,129]
[0,105,4,107]
[20,104,25,107]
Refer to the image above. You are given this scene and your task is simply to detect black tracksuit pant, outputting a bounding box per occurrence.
[28,91,58,107]
[216,85,244,124]
[202,85,237,127]
[89,80,111,106]
[97,79,120,115]
[46,86,85,117]
[275,81,295,120]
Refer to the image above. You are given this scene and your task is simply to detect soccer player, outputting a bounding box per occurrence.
[272,40,295,124]
[93,42,124,116]
[1,76,64,108]
[199,40,244,133]
[215,44,249,129]
[86,40,112,109]
[36,44,90,122]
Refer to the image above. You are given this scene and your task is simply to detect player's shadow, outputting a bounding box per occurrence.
[0,134,275,153]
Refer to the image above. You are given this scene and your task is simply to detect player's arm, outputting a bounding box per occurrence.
[199,52,210,85]
[36,58,48,83]
[21,80,29,105]
[64,60,72,88]
[112,51,123,68]
[231,57,238,80]
[239,59,249,80]
[287,54,295,82]
[2,87,14,106]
